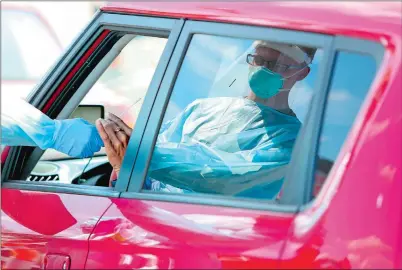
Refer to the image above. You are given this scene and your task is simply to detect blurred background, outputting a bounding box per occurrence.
[1,1,166,160]
[1,1,105,100]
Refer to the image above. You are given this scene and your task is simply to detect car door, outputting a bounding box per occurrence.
[1,12,181,269]
[84,19,334,269]
[279,38,402,268]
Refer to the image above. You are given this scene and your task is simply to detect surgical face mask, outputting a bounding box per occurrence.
[248,66,285,99]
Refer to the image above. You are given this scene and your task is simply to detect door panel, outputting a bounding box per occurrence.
[85,198,294,269]
[1,12,183,270]
[1,188,112,269]
[84,19,329,269]
[278,39,397,268]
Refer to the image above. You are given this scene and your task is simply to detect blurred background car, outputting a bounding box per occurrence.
[1,3,62,100]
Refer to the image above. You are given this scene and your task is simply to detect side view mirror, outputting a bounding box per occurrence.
[70,105,105,125]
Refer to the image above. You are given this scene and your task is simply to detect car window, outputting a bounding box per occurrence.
[82,35,168,129]
[31,35,168,186]
[313,51,377,196]
[1,9,61,82]
[141,34,322,200]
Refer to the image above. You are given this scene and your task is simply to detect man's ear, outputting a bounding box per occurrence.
[296,66,310,81]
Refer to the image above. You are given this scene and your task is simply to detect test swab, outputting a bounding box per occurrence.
[115,97,143,119]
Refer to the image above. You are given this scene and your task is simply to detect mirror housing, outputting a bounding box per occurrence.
[70,105,105,124]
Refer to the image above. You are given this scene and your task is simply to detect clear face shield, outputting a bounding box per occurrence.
[209,40,312,98]
[248,41,312,78]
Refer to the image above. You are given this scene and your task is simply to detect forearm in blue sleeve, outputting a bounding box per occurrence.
[1,96,57,149]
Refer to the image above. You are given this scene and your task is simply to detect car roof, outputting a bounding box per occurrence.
[102,2,401,42]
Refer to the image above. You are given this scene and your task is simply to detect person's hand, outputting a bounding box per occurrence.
[52,118,104,158]
[95,113,132,176]
[107,113,132,137]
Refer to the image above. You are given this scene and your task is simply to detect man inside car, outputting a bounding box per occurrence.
[96,40,316,199]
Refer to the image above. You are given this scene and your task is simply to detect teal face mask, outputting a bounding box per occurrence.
[248,66,284,99]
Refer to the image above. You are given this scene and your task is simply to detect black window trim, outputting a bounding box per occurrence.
[122,20,334,212]
[1,12,185,198]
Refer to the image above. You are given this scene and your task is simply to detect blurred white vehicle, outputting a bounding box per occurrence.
[1,4,62,100]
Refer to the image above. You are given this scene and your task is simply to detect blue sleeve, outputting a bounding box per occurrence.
[1,95,104,158]
[148,140,291,193]
[146,99,299,198]
[156,100,199,143]
[1,95,57,149]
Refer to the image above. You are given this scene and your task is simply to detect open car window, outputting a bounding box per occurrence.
[39,35,167,161]
[6,32,169,187]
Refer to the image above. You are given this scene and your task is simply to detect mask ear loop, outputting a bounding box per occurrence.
[255,64,309,96]
[277,66,309,94]
[282,63,310,110]
[282,65,309,80]
[258,64,308,81]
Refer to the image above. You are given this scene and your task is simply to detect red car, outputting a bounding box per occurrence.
[1,2,401,269]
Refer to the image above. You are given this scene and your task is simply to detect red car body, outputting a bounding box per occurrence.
[1,2,401,269]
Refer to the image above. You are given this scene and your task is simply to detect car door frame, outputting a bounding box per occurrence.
[81,18,334,269]
[120,19,384,209]
[120,19,334,212]
[107,19,386,268]
[1,11,185,198]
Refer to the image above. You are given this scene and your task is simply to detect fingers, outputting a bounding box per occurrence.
[96,118,123,173]
[107,113,132,136]
[95,119,116,154]
[116,130,129,147]
[95,119,108,141]
[99,119,123,150]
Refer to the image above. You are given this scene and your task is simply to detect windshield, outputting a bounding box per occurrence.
[1,9,61,81]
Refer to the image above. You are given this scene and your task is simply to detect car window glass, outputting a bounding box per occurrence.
[142,34,321,201]
[30,35,167,186]
[1,10,61,85]
[313,51,377,196]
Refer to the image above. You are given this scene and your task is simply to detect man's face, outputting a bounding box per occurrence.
[251,45,310,90]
